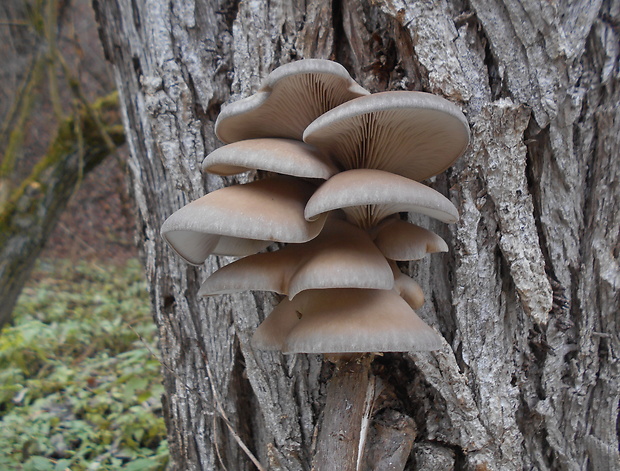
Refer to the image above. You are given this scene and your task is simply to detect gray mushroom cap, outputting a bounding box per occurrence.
[252,288,442,353]
[198,218,393,298]
[373,218,448,261]
[215,59,369,143]
[161,177,327,265]
[303,91,470,181]
[390,261,425,310]
[304,169,459,229]
[201,138,337,179]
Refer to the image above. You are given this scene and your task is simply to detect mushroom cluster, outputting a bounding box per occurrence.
[161,59,469,354]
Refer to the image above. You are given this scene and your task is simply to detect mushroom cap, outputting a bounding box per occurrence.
[198,219,393,298]
[161,177,327,265]
[201,138,337,179]
[304,169,459,228]
[215,59,369,143]
[390,261,425,310]
[373,218,448,261]
[303,91,470,181]
[252,288,442,353]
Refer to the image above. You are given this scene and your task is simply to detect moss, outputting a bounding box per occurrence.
[0,54,46,179]
[0,92,125,232]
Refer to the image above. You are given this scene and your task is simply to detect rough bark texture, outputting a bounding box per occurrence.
[94,0,619,469]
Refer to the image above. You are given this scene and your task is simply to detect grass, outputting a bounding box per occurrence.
[0,259,168,470]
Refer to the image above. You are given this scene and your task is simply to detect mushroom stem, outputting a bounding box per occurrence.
[312,353,376,471]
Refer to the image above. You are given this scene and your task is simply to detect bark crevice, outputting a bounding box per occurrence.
[92,0,620,468]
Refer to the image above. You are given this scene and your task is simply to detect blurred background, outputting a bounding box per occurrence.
[0,0,168,469]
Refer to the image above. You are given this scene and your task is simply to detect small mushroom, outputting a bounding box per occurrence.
[215,59,369,143]
[201,138,337,179]
[252,288,442,353]
[303,91,469,181]
[304,169,459,229]
[161,176,327,265]
[372,217,448,261]
[390,261,425,310]
[198,219,393,298]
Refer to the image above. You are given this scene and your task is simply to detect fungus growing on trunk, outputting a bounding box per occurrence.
[215,59,369,143]
[303,91,469,180]
[252,288,441,353]
[161,58,468,354]
[161,176,327,264]
[160,58,469,471]
[201,138,337,179]
[198,218,393,298]
[304,168,459,228]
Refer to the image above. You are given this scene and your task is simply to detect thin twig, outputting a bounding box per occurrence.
[56,221,100,259]
[0,20,30,26]
[356,373,376,471]
[45,0,64,120]
[55,51,118,155]
[203,357,267,471]
[213,414,228,471]
[128,324,266,470]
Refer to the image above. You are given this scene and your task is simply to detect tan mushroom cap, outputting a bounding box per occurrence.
[304,169,459,229]
[373,218,448,261]
[390,261,425,310]
[161,177,327,265]
[303,91,470,181]
[198,219,393,298]
[215,59,369,143]
[252,288,442,353]
[201,138,337,179]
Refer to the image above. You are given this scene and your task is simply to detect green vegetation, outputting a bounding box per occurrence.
[0,259,168,470]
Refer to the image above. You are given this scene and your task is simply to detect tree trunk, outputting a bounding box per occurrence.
[0,93,124,329]
[94,0,619,469]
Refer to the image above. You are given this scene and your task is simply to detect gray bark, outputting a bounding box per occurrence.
[94,0,619,469]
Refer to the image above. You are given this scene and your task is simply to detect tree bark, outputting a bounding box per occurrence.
[94,0,619,470]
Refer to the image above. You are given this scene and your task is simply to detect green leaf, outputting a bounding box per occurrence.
[123,458,160,471]
[54,459,71,471]
[2,259,167,470]
[23,456,54,471]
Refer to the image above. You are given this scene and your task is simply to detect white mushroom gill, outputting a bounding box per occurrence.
[304,169,459,228]
[215,60,369,143]
[303,91,469,181]
[161,59,469,354]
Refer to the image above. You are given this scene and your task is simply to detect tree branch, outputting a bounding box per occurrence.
[0,92,125,330]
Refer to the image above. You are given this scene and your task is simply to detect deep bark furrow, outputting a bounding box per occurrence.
[93,0,620,469]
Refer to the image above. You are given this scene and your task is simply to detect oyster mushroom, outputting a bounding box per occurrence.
[252,288,442,353]
[215,59,369,143]
[202,138,337,179]
[372,217,448,261]
[305,169,459,229]
[390,261,425,310]
[198,219,393,298]
[161,176,327,264]
[303,91,469,181]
